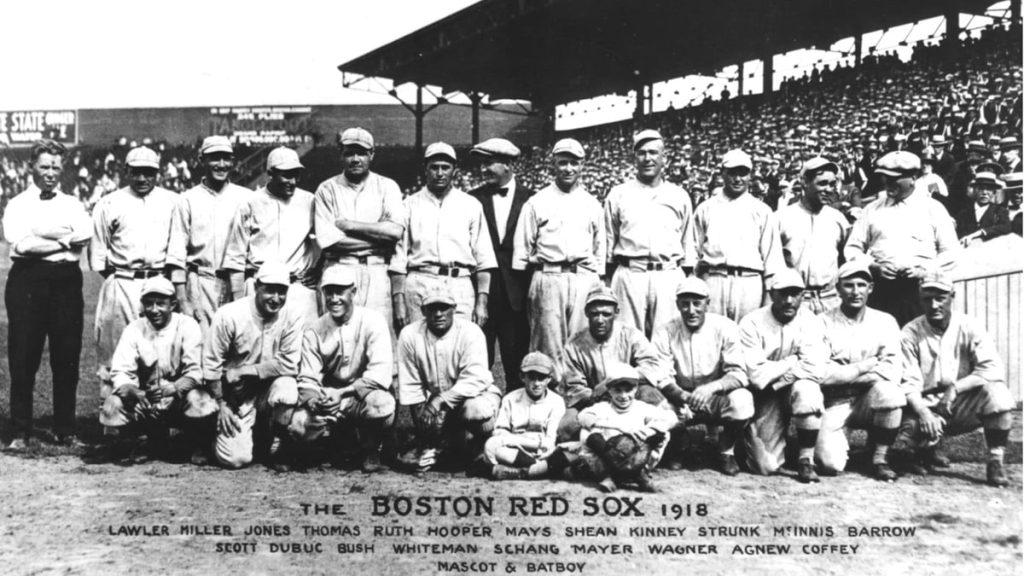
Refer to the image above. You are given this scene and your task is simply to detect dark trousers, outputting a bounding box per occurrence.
[484,300,529,392]
[868,275,922,327]
[6,260,84,438]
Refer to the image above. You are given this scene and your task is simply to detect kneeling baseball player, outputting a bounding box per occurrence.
[282,267,395,472]
[99,277,216,463]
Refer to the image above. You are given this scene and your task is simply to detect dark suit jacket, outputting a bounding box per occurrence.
[469,182,535,312]
[954,203,1011,239]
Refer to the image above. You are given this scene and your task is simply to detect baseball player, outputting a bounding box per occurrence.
[816,261,906,481]
[202,262,303,469]
[468,138,535,390]
[512,138,606,374]
[172,136,251,332]
[844,151,959,326]
[91,146,186,396]
[222,147,319,327]
[283,267,395,473]
[99,277,216,463]
[650,277,754,475]
[479,352,566,480]
[898,271,1014,487]
[558,286,668,442]
[395,287,502,473]
[775,157,849,314]
[391,142,496,331]
[605,129,695,337]
[554,364,677,493]
[314,128,404,345]
[3,139,91,449]
[691,149,785,322]
[739,268,827,483]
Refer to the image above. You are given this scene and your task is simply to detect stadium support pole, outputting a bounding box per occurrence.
[762,53,773,99]
[470,92,481,145]
[1013,0,1021,25]
[738,62,745,96]
[945,5,960,63]
[634,81,645,119]
[415,85,424,159]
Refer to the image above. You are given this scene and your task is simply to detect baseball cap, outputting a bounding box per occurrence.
[585,286,618,307]
[919,270,953,293]
[140,276,175,297]
[267,147,303,171]
[255,261,291,286]
[421,287,456,308]
[721,149,753,170]
[874,151,921,177]
[424,142,457,163]
[551,138,585,159]
[200,135,233,155]
[801,156,839,179]
[520,352,555,376]
[1001,172,1023,190]
[320,266,357,288]
[126,146,160,169]
[971,171,1004,188]
[339,127,374,150]
[602,362,640,389]
[770,268,805,291]
[836,260,873,282]
[470,138,520,159]
[633,129,663,150]
[675,277,710,298]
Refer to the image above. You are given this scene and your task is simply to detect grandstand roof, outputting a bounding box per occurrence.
[339,0,996,106]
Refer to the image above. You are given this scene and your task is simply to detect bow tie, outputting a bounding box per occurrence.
[495,187,509,197]
[39,192,57,201]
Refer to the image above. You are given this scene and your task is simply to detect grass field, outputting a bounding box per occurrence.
[0,245,1020,576]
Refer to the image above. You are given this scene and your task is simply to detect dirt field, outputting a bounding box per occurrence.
[0,250,1021,576]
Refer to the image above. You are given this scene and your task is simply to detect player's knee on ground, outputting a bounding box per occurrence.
[363,389,396,420]
[815,428,850,474]
[183,389,218,418]
[789,379,824,417]
[723,388,755,421]
[285,407,317,441]
[99,393,131,427]
[215,433,254,469]
[267,376,299,406]
[483,435,516,465]
[866,380,906,411]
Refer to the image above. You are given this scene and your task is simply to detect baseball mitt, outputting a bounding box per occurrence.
[603,433,664,477]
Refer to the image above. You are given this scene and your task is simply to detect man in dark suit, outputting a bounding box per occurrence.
[955,171,1011,246]
[468,138,535,391]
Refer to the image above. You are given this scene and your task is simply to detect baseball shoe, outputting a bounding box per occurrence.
[57,434,87,449]
[190,449,211,467]
[796,458,820,483]
[597,476,618,493]
[5,437,29,452]
[124,446,152,465]
[634,472,658,493]
[466,457,493,479]
[361,450,386,474]
[920,446,950,469]
[873,463,897,482]
[986,461,1010,488]
[718,454,740,476]
[492,464,528,480]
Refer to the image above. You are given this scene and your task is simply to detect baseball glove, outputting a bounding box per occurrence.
[415,396,451,443]
[603,433,664,478]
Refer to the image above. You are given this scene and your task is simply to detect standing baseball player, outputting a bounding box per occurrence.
[605,129,695,337]
[776,157,850,314]
[650,277,753,475]
[739,268,827,483]
[222,147,319,327]
[898,271,1014,487]
[3,139,91,449]
[844,151,959,326]
[512,138,606,374]
[173,136,250,332]
[692,149,785,322]
[91,146,186,397]
[391,143,496,329]
[283,267,395,473]
[202,262,303,469]
[816,261,906,481]
[468,138,535,390]
[480,352,566,480]
[314,128,404,344]
[558,286,667,442]
[395,287,502,473]
[98,277,216,463]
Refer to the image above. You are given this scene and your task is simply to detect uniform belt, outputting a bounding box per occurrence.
[327,254,390,265]
[704,265,761,277]
[187,263,232,279]
[532,261,587,273]
[112,268,165,279]
[409,264,471,277]
[616,256,680,272]
[244,269,301,283]
[804,284,835,294]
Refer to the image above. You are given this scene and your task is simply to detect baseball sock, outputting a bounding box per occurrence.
[543,448,570,474]
[796,428,818,462]
[868,427,899,465]
[984,428,1010,464]
[513,449,537,468]
[718,421,743,456]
